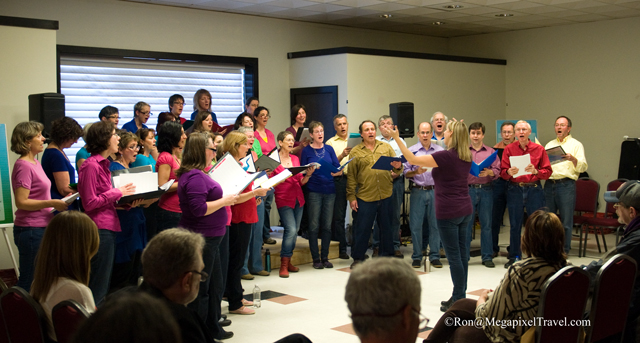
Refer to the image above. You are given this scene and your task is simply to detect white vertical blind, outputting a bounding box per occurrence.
[59,55,246,171]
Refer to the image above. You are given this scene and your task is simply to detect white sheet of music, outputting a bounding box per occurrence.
[113,172,158,194]
[210,153,259,196]
[510,154,532,178]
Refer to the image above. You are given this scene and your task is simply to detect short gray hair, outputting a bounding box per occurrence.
[378,115,393,126]
[237,126,253,135]
[134,101,150,116]
[333,114,347,126]
[345,258,421,339]
[141,228,205,290]
[515,120,531,131]
[430,111,448,123]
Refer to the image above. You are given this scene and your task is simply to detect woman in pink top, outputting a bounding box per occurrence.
[78,121,135,304]
[272,131,315,278]
[155,121,187,235]
[253,106,277,245]
[30,211,99,341]
[11,121,68,291]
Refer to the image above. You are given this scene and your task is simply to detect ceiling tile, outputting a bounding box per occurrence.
[300,2,353,10]
[490,0,545,9]
[361,2,417,10]
[529,17,575,23]
[578,3,629,11]
[617,0,640,7]
[194,0,256,9]
[395,0,452,6]
[392,6,447,14]
[554,0,610,9]
[446,13,498,19]
[562,11,611,19]
[603,7,640,15]
[540,8,589,15]
[331,7,384,15]
[240,3,291,12]
[265,0,320,7]
[421,9,470,16]
[463,0,520,5]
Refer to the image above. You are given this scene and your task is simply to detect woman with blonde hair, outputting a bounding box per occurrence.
[219,131,269,315]
[11,121,68,291]
[31,211,100,341]
[190,89,217,124]
[386,119,472,312]
[426,210,567,343]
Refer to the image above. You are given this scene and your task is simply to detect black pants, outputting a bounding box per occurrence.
[226,222,252,311]
[332,175,348,253]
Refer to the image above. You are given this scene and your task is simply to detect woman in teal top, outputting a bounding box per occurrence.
[131,128,157,172]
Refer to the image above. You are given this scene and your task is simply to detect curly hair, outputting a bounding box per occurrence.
[50,117,83,146]
[10,121,44,155]
[85,121,116,155]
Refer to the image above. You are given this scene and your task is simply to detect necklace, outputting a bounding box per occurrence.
[314,146,326,159]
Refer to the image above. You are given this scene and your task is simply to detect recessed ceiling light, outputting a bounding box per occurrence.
[443,5,463,9]
[432,21,445,25]
[380,14,392,18]
[495,13,514,17]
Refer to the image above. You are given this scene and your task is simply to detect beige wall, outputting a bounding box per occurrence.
[0,25,58,270]
[449,16,640,207]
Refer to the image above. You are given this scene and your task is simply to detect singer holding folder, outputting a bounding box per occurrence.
[220,131,270,315]
[384,119,472,312]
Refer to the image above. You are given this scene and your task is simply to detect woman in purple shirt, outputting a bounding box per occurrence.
[386,120,473,312]
[177,132,237,340]
[11,121,68,291]
[78,121,136,303]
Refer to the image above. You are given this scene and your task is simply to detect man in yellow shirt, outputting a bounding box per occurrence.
[347,120,403,268]
[326,114,352,260]
[544,116,588,254]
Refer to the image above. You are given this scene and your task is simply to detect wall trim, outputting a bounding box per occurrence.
[0,15,59,30]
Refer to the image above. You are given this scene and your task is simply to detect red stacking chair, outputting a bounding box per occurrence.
[52,300,91,343]
[574,178,599,257]
[0,286,49,343]
[536,266,591,343]
[586,254,637,343]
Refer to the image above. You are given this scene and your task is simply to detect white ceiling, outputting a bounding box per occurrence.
[126,0,640,37]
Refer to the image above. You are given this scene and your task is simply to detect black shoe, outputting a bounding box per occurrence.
[440,302,453,312]
[394,250,404,259]
[263,238,276,245]
[492,251,499,259]
[221,314,227,320]
[219,318,232,327]
[431,259,443,268]
[350,260,362,269]
[412,260,421,268]
[504,259,516,269]
[217,330,234,340]
[214,340,224,343]
[339,252,350,259]
[441,297,453,306]
[482,260,495,268]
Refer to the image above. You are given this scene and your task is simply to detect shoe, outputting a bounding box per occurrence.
[288,261,299,272]
[339,252,350,259]
[252,270,270,276]
[504,259,516,269]
[482,260,495,268]
[219,318,232,327]
[241,298,253,306]
[441,297,453,306]
[431,259,443,268]
[492,251,499,259]
[364,254,370,260]
[241,274,254,280]
[214,339,224,343]
[222,314,227,320]
[279,257,290,278]
[372,247,379,257]
[394,250,404,259]
[217,330,234,340]
[439,248,446,258]
[313,260,324,269]
[412,260,421,268]
[440,301,454,312]
[264,238,276,245]
[350,260,362,269]
[229,306,255,315]
[322,259,333,268]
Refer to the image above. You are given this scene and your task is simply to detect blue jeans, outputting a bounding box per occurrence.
[89,229,116,304]
[372,177,404,251]
[307,192,335,261]
[438,215,472,301]
[352,197,394,260]
[332,175,348,253]
[242,199,264,275]
[409,188,440,261]
[13,226,45,292]
[156,208,181,234]
[491,178,509,254]
[506,182,545,259]
[188,235,224,339]
[262,190,274,241]
[544,180,575,254]
[467,185,494,261]
[278,202,303,258]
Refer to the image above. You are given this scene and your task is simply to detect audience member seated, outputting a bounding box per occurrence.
[345,258,427,343]
[585,180,640,343]
[425,210,567,343]
[30,211,99,341]
[72,292,182,343]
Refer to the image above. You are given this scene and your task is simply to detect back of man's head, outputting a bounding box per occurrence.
[141,228,205,290]
[345,258,421,341]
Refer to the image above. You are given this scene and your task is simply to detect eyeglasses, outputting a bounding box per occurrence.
[554,124,568,128]
[107,115,120,119]
[207,147,217,153]
[189,270,208,282]
[351,306,429,330]
[113,133,120,138]
[258,114,271,119]
[127,145,141,151]
[614,203,627,210]
[173,102,184,106]
[139,111,151,116]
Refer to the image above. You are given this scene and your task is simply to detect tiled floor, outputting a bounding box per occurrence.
[224,227,613,343]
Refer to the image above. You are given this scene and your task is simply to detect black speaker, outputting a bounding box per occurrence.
[618,139,640,180]
[389,102,414,138]
[29,93,65,139]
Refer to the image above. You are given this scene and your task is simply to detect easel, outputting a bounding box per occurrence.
[0,224,19,279]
